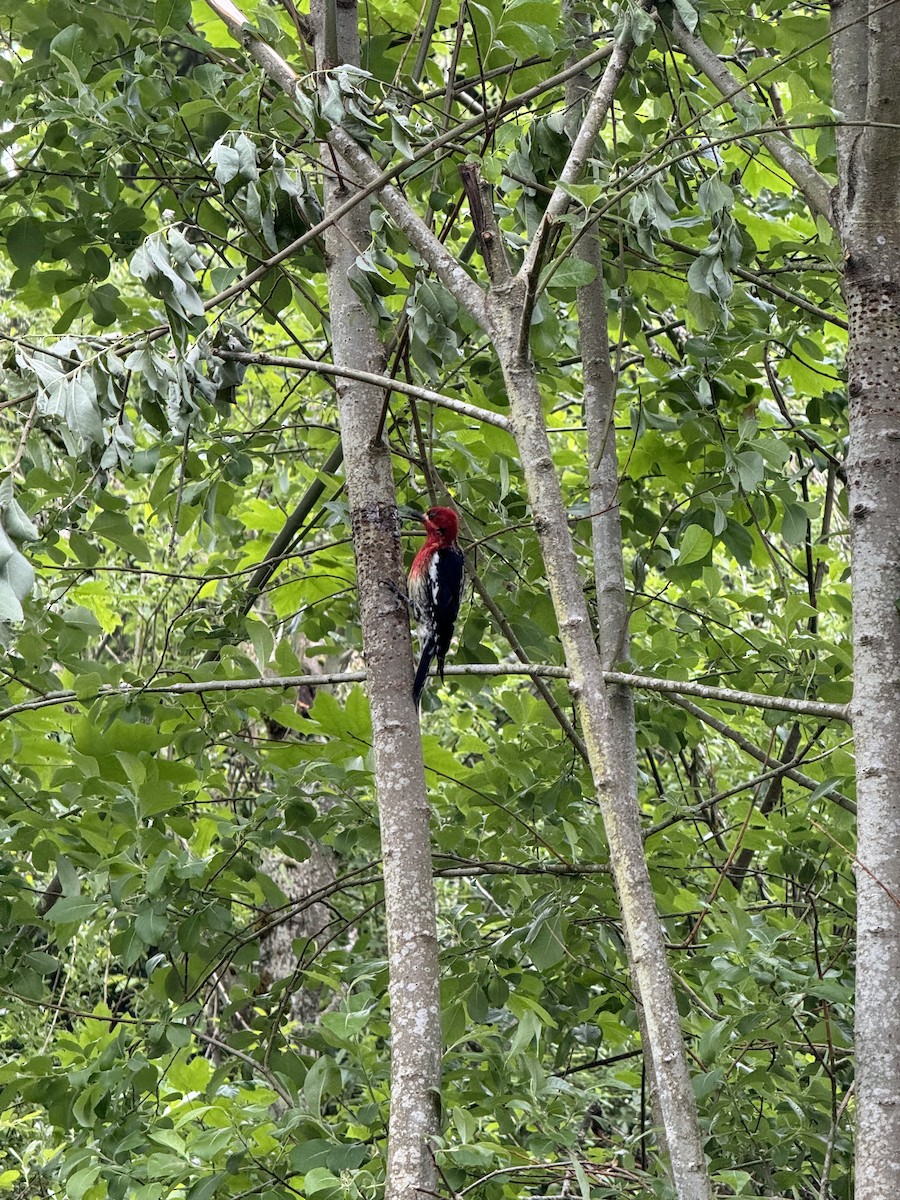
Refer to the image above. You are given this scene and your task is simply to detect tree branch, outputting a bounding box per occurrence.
[645,737,842,837]
[0,665,850,723]
[612,218,848,330]
[669,694,855,813]
[233,440,344,616]
[327,127,490,326]
[670,17,834,225]
[201,0,616,335]
[561,7,682,1169]
[216,350,512,431]
[603,670,849,722]
[516,11,642,301]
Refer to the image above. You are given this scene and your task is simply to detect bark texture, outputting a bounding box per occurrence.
[311,5,441,1196]
[563,4,673,1169]
[202,3,708,1193]
[258,846,337,1023]
[831,0,900,1194]
[205,3,444,1184]
[489,302,711,1200]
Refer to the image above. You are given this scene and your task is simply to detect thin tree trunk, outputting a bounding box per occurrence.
[495,20,710,1193]
[310,4,441,1194]
[490,292,711,1200]
[564,7,691,1171]
[831,1,900,1195]
[328,22,713,1192]
[203,4,708,1192]
[562,4,673,1171]
[844,226,900,1200]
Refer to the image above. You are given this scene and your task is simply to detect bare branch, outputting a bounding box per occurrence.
[603,670,849,722]
[219,440,344,638]
[0,665,849,723]
[327,127,490,325]
[517,12,642,291]
[458,162,513,285]
[217,350,512,431]
[645,738,846,837]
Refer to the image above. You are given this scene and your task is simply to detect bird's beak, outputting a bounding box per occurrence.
[399,505,427,523]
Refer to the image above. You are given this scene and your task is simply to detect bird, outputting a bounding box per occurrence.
[407,506,465,708]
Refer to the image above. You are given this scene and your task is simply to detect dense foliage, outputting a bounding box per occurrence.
[0,1,854,1197]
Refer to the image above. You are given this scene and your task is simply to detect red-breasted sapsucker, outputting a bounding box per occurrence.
[408,506,464,707]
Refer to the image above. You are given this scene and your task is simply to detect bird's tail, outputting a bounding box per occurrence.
[413,640,437,709]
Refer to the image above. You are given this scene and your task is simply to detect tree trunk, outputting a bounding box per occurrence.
[844,217,900,1200]
[831,0,900,1194]
[310,4,442,1195]
[205,5,710,1193]
[490,297,712,1200]
[327,23,713,1192]
[563,4,670,1168]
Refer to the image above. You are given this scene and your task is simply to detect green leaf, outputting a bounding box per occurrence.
[304,1056,342,1119]
[73,670,103,700]
[673,0,699,31]
[155,0,191,31]
[735,450,766,491]
[7,218,44,271]
[187,1174,226,1200]
[678,525,713,564]
[90,510,150,561]
[303,1168,341,1198]
[55,855,82,896]
[629,5,657,44]
[546,257,598,290]
[698,175,734,215]
[66,1164,102,1200]
[45,895,99,924]
[525,908,567,969]
[0,529,34,620]
[781,503,809,545]
[246,617,274,671]
[0,492,39,542]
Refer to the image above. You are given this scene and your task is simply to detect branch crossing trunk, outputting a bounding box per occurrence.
[310,3,442,1195]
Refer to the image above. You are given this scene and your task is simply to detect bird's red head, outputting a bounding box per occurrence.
[420,506,459,544]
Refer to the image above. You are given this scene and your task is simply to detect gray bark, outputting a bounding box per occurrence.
[831,1,900,1193]
[563,3,676,1172]
[485,21,710,1195]
[335,41,714,1184]
[258,847,338,1023]
[489,292,711,1200]
[205,3,444,1183]
[312,3,443,1193]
